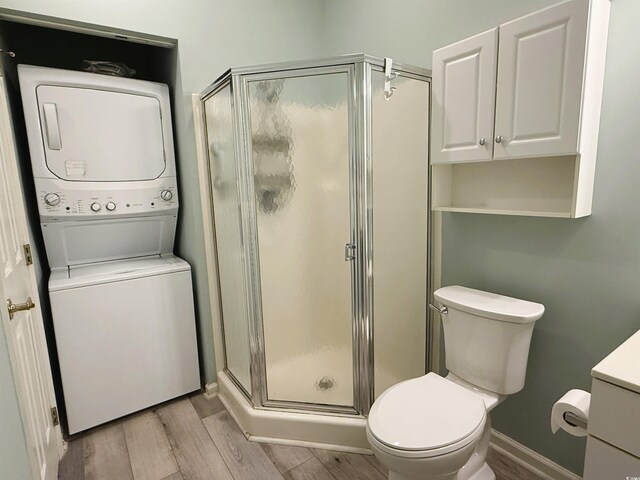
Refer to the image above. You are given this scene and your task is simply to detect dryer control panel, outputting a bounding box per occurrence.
[35,177,179,221]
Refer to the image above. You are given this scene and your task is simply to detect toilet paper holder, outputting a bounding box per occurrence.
[564,411,588,430]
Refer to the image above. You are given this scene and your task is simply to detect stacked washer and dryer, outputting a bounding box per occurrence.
[17,65,200,434]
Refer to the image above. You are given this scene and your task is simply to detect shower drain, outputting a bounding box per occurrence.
[316,376,335,391]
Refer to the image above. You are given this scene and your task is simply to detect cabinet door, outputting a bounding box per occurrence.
[583,436,640,480]
[431,28,497,164]
[494,0,588,159]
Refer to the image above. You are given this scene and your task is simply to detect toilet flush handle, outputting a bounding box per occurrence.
[428,303,448,315]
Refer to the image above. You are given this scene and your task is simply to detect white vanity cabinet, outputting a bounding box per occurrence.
[583,329,640,479]
[431,0,610,218]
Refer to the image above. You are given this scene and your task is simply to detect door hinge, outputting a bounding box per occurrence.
[23,244,32,266]
[50,406,59,427]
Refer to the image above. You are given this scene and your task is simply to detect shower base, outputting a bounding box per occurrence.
[267,345,353,406]
[217,371,370,452]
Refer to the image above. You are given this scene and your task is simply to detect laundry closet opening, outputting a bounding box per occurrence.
[0,17,185,432]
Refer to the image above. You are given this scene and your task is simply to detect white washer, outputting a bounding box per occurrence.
[50,255,200,434]
[18,65,200,433]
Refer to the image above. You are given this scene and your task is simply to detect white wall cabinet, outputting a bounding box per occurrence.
[431,29,497,163]
[494,0,588,159]
[431,0,610,218]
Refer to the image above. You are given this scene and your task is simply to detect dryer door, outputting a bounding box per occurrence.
[36,86,166,182]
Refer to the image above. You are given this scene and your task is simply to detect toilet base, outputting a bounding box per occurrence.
[387,463,494,480]
[459,462,495,480]
[389,471,457,480]
[457,415,494,480]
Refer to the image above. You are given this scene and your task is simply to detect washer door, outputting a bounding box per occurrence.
[36,85,166,182]
[41,215,177,268]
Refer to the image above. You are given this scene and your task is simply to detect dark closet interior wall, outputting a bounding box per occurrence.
[2,21,173,80]
[0,20,177,434]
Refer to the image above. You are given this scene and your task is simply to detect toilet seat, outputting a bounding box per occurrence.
[367,373,487,459]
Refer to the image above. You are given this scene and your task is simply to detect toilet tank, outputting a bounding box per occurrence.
[434,286,544,395]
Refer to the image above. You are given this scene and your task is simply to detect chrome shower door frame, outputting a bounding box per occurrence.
[234,63,365,415]
[355,60,373,415]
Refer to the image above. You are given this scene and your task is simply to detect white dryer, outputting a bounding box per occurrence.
[18,65,179,267]
[18,65,200,434]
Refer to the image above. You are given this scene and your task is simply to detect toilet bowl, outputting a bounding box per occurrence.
[367,373,488,480]
[367,286,544,480]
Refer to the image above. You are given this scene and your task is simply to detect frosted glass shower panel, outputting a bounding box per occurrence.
[248,73,354,406]
[204,85,252,393]
[371,72,429,398]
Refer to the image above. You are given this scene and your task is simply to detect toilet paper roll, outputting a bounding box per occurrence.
[550,389,591,437]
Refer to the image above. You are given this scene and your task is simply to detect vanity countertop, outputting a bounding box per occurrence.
[592,328,640,393]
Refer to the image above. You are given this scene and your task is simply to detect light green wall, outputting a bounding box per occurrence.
[321,0,640,475]
[320,0,556,65]
[0,0,324,384]
[0,324,32,480]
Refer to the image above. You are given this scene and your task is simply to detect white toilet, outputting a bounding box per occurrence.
[366,285,544,480]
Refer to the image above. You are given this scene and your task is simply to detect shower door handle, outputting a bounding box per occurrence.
[344,243,356,261]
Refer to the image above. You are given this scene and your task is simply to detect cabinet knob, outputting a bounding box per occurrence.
[495,135,504,144]
[479,138,486,146]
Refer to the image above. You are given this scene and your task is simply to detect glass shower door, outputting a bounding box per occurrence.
[245,70,355,408]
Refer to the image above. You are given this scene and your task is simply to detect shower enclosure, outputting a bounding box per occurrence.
[199,55,431,423]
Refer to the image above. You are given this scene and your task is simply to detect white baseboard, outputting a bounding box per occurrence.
[249,435,372,455]
[490,429,581,480]
[203,382,219,400]
[217,372,370,451]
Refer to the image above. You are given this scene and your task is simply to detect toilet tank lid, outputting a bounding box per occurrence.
[434,286,544,324]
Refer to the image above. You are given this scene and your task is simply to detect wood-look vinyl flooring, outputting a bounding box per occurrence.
[58,393,543,480]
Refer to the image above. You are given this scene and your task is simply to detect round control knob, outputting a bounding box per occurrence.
[44,193,61,207]
[90,202,102,212]
[105,202,116,211]
[160,190,173,201]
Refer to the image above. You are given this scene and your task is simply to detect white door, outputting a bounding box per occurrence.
[431,28,497,164]
[494,0,588,159]
[0,72,63,479]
